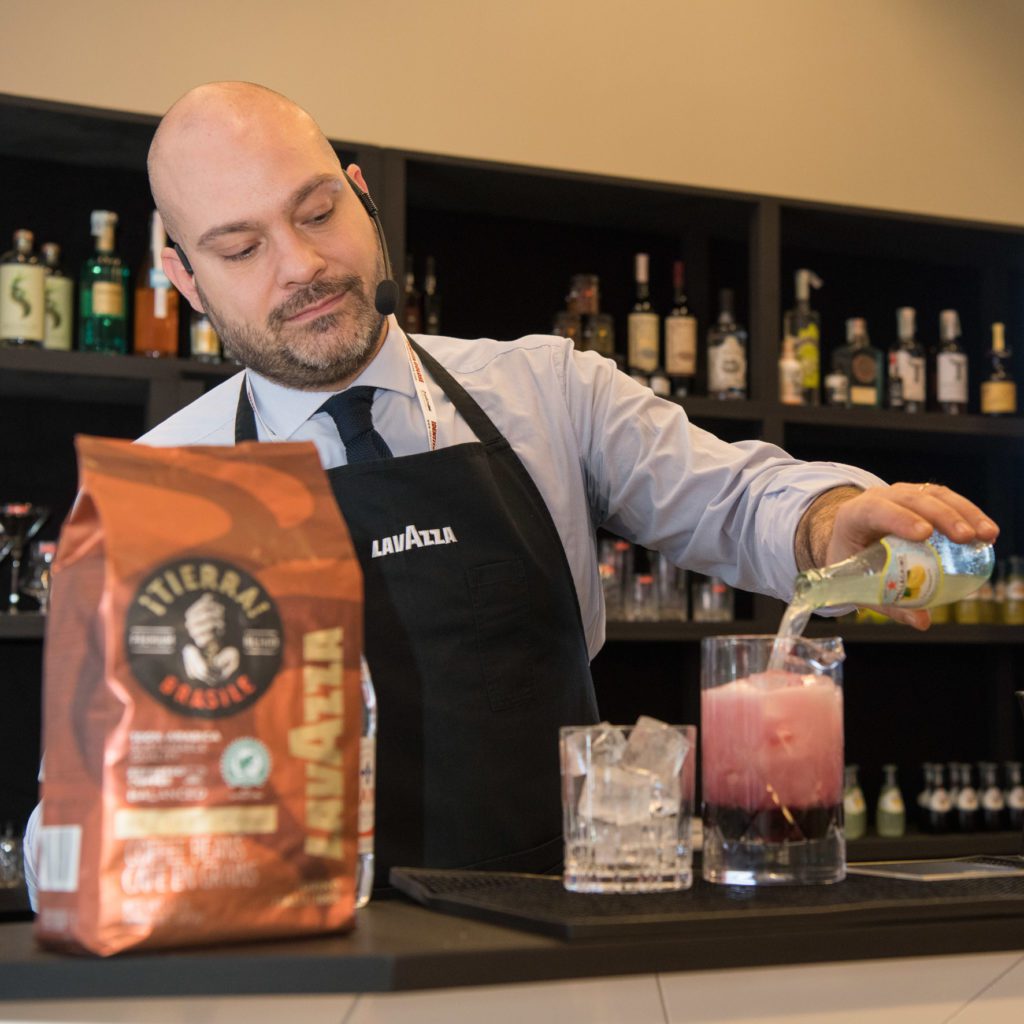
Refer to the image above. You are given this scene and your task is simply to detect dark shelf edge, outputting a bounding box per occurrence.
[0,614,45,639]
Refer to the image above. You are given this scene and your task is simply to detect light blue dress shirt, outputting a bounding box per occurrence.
[140,314,884,659]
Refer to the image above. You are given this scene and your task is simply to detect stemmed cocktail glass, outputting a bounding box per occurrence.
[0,503,49,613]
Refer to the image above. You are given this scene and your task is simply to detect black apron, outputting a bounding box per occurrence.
[235,338,597,881]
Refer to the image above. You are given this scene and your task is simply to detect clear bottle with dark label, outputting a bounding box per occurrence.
[978,761,1006,830]
[707,288,747,400]
[889,307,926,412]
[1004,761,1024,830]
[925,763,952,833]
[937,309,968,414]
[79,210,129,354]
[1,229,46,346]
[954,762,979,832]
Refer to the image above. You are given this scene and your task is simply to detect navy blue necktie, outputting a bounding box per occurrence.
[318,386,393,463]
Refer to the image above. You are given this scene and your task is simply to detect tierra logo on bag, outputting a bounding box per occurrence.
[125,558,283,718]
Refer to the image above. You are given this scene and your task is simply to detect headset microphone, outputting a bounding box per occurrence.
[343,171,398,317]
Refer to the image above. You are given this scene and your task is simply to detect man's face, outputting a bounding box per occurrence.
[166,126,386,390]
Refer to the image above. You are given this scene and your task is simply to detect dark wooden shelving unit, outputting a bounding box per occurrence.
[1,92,1022,862]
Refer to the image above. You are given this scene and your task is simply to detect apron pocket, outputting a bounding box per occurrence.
[467,559,532,711]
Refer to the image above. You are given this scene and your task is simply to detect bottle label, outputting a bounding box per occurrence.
[1006,579,1024,600]
[981,380,1017,415]
[878,788,905,814]
[779,359,803,405]
[982,788,1005,812]
[92,280,124,317]
[1007,786,1024,810]
[0,262,46,341]
[929,788,952,813]
[708,335,746,392]
[650,373,671,398]
[844,789,866,815]
[796,324,820,390]
[358,735,376,855]
[956,788,979,811]
[43,275,74,350]
[937,352,968,403]
[879,536,943,607]
[665,316,697,375]
[850,385,878,406]
[628,312,659,373]
[895,351,926,403]
[825,373,849,406]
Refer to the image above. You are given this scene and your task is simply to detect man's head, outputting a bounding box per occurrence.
[149,82,387,390]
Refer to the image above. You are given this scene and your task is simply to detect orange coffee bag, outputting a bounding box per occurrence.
[35,437,363,955]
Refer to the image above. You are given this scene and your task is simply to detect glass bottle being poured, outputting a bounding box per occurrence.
[778,530,995,642]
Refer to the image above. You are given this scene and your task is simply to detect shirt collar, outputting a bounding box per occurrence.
[245,314,413,439]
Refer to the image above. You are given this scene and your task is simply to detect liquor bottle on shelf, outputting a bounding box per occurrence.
[664,259,697,397]
[843,765,867,840]
[925,763,952,833]
[1004,761,1024,830]
[423,256,441,335]
[576,274,615,359]
[875,763,906,837]
[133,212,179,358]
[627,253,659,386]
[79,210,129,354]
[954,763,978,832]
[888,307,926,413]
[831,317,882,407]
[706,288,747,400]
[1,229,46,347]
[980,322,1016,416]
[824,368,850,407]
[400,254,422,333]
[937,309,968,414]
[778,335,803,405]
[916,763,934,831]
[190,310,222,363]
[783,268,823,405]
[978,762,1006,830]
[41,243,74,351]
[946,761,962,827]
[1004,555,1024,625]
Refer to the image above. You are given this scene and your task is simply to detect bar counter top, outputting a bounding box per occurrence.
[3,866,1024,1003]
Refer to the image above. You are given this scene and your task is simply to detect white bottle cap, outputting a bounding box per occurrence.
[897,307,916,339]
[90,210,117,237]
[795,269,823,302]
[939,309,961,341]
[634,252,650,284]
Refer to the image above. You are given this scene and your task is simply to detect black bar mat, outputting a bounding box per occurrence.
[389,859,1024,940]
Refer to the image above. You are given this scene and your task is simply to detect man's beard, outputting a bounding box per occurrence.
[196,261,386,390]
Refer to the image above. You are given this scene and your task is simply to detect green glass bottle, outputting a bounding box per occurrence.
[79,210,129,353]
[876,764,906,837]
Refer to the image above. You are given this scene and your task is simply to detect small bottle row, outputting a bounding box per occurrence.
[598,538,736,623]
[843,760,1024,839]
[1,216,225,361]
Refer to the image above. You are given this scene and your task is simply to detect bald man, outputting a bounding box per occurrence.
[25,83,998,903]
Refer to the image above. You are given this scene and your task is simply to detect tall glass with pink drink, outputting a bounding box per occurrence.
[701,635,845,885]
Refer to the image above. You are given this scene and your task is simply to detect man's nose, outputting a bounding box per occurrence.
[275,229,327,287]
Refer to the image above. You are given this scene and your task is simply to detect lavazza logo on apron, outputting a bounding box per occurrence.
[371,523,458,559]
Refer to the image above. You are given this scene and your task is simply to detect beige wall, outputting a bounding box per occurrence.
[2,0,1023,226]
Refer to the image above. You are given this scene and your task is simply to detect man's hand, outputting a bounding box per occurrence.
[796,483,999,630]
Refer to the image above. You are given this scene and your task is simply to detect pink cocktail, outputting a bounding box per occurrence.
[701,636,846,885]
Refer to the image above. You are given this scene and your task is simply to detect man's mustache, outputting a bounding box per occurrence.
[268,276,361,328]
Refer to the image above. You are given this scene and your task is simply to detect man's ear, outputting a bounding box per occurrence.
[345,162,370,194]
[161,246,204,313]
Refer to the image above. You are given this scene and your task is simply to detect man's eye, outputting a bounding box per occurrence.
[307,207,334,226]
[224,245,257,262]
